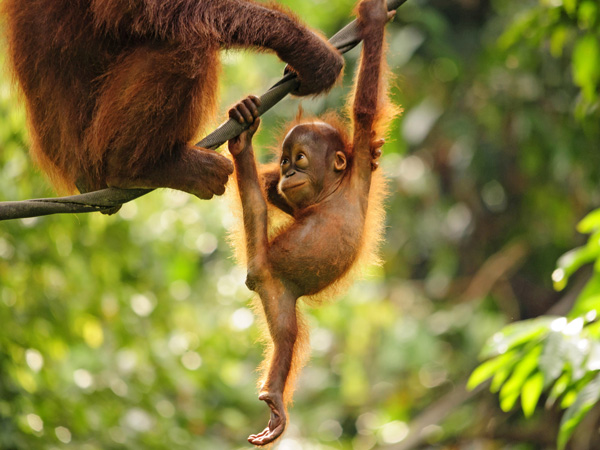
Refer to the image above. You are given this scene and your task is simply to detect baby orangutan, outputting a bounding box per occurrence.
[228,0,396,445]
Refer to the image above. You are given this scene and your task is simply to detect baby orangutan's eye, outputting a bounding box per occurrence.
[295,153,309,169]
[281,158,289,166]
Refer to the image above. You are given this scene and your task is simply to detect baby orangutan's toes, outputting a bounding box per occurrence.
[371,138,385,153]
[370,138,384,171]
[248,392,286,446]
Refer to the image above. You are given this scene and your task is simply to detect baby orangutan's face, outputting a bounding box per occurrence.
[278,122,347,210]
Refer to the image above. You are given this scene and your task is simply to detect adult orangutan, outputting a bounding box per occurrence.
[2,0,343,200]
[227,0,397,444]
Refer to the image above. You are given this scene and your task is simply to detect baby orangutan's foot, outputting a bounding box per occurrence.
[248,392,286,446]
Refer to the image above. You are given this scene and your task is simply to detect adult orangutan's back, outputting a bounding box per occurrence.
[2,0,344,199]
[4,1,111,191]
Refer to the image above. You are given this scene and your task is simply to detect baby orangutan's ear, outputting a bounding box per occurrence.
[334,151,347,172]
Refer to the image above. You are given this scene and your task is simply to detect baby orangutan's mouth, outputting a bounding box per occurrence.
[283,180,307,191]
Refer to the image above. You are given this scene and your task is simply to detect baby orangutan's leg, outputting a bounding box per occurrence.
[228,94,301,445]
[249,288,299,446]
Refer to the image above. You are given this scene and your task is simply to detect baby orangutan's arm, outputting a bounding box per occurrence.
[229,96,300,446]
[228,97,268,271]
[352,0,394,186]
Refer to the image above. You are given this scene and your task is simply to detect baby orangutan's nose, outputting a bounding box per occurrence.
[286,170,296,178]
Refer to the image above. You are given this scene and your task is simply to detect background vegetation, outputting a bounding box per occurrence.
[1,0,599,448]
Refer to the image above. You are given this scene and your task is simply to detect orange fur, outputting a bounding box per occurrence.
[226,1,398,444]
[1,0,343,197]
[227,122,390,410]
[226,49,400,416]
[228,112,391,305]
[250,295,311,406]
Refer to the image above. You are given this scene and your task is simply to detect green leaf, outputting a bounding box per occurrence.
[577,208,600,234]
[563,0,577,15]
[560,388,579,409]
[563,339,587,382]
[570,295,600,319]
[539,331,567,382]
[555,241,600,288]
[497,10,539,50]
[572,34,600,101]
[481,317,555,358]
[558,374,600,450]
[521,372,545,417]
[491,367,511,393]
[570,273,600,317]
[499,347,542,412]
[468,351,518,391]
[468,358,501,391]
[587,320,600,338]
[578,1,598,30]
[500,388,521,413]
[549,25,569,58]
[547,372,572,406]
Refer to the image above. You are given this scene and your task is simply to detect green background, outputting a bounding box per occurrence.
[1,0,599,448]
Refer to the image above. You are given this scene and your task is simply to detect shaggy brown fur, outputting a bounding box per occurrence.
[227,0,399,445]
[1,0,343,198]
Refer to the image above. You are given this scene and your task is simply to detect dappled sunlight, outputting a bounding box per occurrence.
[1,0,599,448]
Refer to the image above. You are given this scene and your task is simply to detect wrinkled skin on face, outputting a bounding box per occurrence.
[278,123,347,211]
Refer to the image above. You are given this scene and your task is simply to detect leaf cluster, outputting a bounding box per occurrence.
[470,208,600,449]
[499,0,600,118]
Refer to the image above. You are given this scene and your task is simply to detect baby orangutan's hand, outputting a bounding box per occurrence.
[358,0,393,27]
[228,95,261,157]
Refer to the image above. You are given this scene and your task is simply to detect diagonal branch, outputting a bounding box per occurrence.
[0,0,407,221]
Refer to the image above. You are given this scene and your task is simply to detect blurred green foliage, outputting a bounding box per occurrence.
[468,1,600,448]
[1,0,600,449]
[470,209,600,449]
